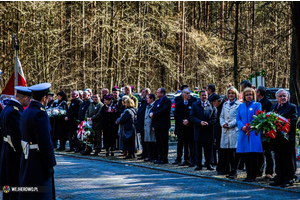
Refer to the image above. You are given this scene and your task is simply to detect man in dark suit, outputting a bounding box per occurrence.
[173,84,197,165]
[0,86,31,200]
[137,88,151,159]
[190,90,217,171]
[174,89,196,167]
[207,84,218,102]
[150,88,171,164]
[65,91,82,152]
[269,89,298,188]
[256,85,274,179]
[19,83,56,200]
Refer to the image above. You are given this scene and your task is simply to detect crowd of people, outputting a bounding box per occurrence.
[0,80,299,199]
[45,81,298,188]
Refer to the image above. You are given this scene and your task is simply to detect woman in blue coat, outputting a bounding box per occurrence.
[236,87,262,182]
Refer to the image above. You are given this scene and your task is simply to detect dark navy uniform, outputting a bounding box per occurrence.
[19,83,56,200]
[0,99,24,200]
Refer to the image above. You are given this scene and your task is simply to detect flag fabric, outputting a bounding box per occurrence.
[1,57,26,95]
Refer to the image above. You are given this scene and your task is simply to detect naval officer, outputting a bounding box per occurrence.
[0,86,31,200]
[19,83,56,200]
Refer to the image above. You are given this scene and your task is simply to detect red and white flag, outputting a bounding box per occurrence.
[1,57,26,95]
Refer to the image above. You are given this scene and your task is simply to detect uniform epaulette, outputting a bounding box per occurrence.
[13,106,19,111]
[40,107,45,111]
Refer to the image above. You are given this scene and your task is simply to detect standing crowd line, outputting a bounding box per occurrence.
[0,81,299,200]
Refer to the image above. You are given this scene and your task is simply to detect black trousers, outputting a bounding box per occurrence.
[195,141,213,166]
[217,149,239,175]
[176,140,195,163]
[94,129,102,151]
[146,142,158,160]
[141,131,149,158]
[68,119,79,150]
[176,140,184,162]
[257,141,274,175]
[274,151,296,183]
[244,153,262,180]
[155,128,169,161]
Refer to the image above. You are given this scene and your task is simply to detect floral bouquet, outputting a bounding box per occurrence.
[248,110,290,142]
[47,108,67,117]
[77,120,95,146]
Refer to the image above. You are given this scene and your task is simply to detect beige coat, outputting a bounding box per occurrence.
[219,100,241,149]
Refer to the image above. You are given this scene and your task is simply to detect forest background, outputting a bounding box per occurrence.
[1,1,300,103]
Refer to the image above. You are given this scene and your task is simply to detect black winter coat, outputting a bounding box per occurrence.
[174,95,197,136]
[258,96,272,112]
[118,107,138,151]
[190,101,217,142]
[66,98,82,121]
[151,96,172,130]
[270,102,298,152]
[53,100,68,140]
[174,100,194,141]
[136,98,148,133]
[100,104,120,148]
[78,99,92,121]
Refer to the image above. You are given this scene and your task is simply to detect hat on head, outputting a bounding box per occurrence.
[47,91,54,96]
[104,95,112,100]
[195,87,199,90]
[29,83,51,96]
[112,87,119,92]
[14,86,31,96]
[210,94,221,102]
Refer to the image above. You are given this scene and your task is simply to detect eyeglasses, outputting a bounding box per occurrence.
[244,94,253,96]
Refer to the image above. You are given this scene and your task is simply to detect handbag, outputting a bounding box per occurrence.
[122,127,135,142]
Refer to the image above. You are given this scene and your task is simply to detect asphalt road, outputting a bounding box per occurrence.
[54,154,300,200]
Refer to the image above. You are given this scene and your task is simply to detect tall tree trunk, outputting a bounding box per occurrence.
[290,2,300,104]
[218,1,224,94]
[233,2,240,88]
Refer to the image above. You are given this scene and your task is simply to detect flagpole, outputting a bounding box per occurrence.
[13,33,19,97]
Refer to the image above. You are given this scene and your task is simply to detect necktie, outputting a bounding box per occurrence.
[203,102,205,107]
[184,101,188,106]
[277,104,281,110]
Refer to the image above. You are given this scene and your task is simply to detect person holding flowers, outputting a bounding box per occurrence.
[53,91,68,151]
[269,89,298,188]
[236,87,262,182]
[100,95,120,156]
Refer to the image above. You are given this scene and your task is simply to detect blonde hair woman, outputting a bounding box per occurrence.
[217,87,241,179]
[236,87,262,182]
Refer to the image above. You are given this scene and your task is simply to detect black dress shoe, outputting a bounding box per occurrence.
[65,149,75,152]
[154,160,161,164]
[56,147,65,151]
[269,181,283,186]
[74,149,81,153]
[178,161,190,166]
[206,165,215,170]
[280,180,294,188]
[159,160,168,164]
[195,166,202,171]
[189,164,195,167]
[172,160,181,165]
[226,175,237,179]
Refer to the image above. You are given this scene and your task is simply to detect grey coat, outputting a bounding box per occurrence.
[85,101,104,130]
[144,104,156,142]
[219,100,241,149]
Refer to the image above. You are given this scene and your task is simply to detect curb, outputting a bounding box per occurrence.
[55,152,300,194]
